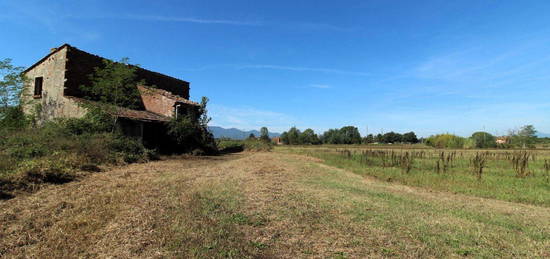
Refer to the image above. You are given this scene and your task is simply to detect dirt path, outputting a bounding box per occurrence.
[1,152,548,258]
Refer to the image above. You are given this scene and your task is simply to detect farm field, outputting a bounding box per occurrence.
[1,151,549,258]
[276,145,550,207]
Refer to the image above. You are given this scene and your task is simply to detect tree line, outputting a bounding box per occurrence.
[425,125,539,149]
[278,124,542,149]
[279,126,419,145]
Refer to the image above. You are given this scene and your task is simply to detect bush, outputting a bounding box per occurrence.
[243,139,272,152]
[216,138,272,152]
[217,139,245,153]
[426,134,466,148]
[0,106,29,131]
[0,112,154,197]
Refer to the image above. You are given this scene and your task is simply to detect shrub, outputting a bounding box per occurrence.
[216,138,272,152]
[243,139,272,152]
[217,139,245,153]
[0,112,154,197]
[426,134,465,148]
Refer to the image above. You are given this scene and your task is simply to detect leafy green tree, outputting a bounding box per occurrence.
[363,134,374,144]
[280,131,289,144]
[402,132,418,143]
[321,129,342,144]
[339,126,362,144]
[80,58,142,109]
[381,131,402,143]
[168,97,216,153]
[260,127,270,142]
[0,58,25,110]
[426,134,465,148]
[374,134,383,143]
[248,133,256,139]
[471,132,496,148]
[300,128,320,144]
[286,127,301,145]
[518,125,537,147]
[519,125,536,138]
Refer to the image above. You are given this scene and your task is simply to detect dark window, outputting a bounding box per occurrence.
[34,77,43,97]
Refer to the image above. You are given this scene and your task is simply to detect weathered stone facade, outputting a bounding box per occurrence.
[21,46,86,122]
[21,44,197,123]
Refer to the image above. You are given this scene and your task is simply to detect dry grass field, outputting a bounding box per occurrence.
[1,151,549,258]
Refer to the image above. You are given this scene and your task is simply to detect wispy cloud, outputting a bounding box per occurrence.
[66,13,352,30]
[118,14,262,26]
[309,84,331,89]
[236,64,369,76]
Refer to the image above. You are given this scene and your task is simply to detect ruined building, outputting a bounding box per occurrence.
[21,44,199,150]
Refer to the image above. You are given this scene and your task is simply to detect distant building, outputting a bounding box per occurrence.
[496,136,509,144]
[21,44,199,150]
[272,137,283,145]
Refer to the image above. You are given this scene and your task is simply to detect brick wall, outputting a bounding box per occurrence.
[138,86,176,117]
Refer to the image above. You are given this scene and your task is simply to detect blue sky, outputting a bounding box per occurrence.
[1,0,549,136]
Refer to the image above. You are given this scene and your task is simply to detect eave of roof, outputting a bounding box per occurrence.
[138,85,200,106]
[67,97,171,122]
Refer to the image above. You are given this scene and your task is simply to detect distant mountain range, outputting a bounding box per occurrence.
[208,126,281,140]
[537,132,550,138]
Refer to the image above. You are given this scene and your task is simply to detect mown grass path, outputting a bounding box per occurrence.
[1,152,548,258]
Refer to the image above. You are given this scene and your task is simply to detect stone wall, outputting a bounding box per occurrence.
[22,47,87,122]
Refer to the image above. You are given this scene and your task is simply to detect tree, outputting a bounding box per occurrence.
[248,133,256,139]
[363,134,374,144]
[471,132,496,148]
[167,97,216,154]
[80,58,145,131]
[286,127,301,145]
[518,125,537,148]
[374,134,383,143]
[260,127,270,142]
[300,128,320,144]
[80,58,142,109]
[321,129,341,144]
[425,134,465,148]
[402,132,418,144]
[339,126,362,144]
[0,58,25,110]
[280,132,289,144]
[381,131,402,143]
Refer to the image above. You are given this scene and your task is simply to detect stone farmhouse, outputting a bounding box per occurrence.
[21,44,199,150]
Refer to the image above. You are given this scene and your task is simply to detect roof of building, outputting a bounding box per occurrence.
[67,97,171,122]
[138,85,199,106]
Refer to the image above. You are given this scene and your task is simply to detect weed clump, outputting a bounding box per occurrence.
[470,153,486,180]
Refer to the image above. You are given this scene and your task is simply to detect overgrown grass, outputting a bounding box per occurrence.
[276,146,550,206]
[0,118,155,198]
[217,138,272,153]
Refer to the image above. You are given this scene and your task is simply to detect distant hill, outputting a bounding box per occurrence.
[208,126,281,140]
[537,132,550,138]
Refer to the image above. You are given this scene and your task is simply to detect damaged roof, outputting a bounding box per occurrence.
[138,85,200,106]
[68,97,171,122]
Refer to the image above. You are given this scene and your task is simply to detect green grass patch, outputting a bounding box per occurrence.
[276,146,550,206]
